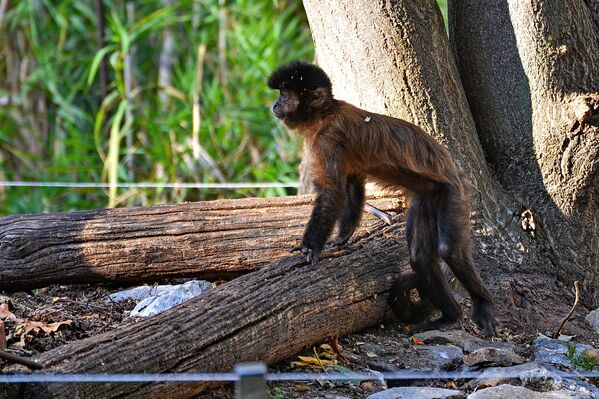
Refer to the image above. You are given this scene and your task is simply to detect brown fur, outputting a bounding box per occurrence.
[269,61,497,336]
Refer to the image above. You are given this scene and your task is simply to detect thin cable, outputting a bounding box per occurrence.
[0,370,597,384]
[0,181,299,189]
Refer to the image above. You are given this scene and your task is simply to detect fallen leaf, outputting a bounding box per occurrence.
[15,320,73,336]
[0,320,6,350]
[291,355,337,368]
[411,337,425,345]
[0,303,20,322]
[16,320,47,336]
[42,320,73,334]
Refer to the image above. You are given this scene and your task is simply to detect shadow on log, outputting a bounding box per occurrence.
[0,195,400,290]
[4,217,406,398]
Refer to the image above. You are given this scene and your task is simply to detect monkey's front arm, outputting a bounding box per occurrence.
[291,149,348,264]
[291,184,346,264]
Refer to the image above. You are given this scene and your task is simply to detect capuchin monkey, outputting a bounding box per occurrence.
[268,60,498,336]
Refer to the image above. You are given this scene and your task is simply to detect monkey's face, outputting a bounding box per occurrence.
[271,89,300,125]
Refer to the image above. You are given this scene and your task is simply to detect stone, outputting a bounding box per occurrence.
[464,347,525,368]
[462,340,519,355]
[410,329,516,354]
[127,280,213,317]
[412,345,464,371]
[465,362,562,391]
[465,361,599,397]
[467,384,594,399]
[534,337,594,370]
[411,330,480,347]
[368,386,464,399]
[467,385,554,399]
[585,308,599,334]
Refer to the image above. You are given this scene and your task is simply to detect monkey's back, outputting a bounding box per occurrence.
[331,101,460,193]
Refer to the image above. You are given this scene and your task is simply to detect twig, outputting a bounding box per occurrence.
[328,336,350,365]
[554,280,580,339]
[0,350,43,370]
[313,346,328,373]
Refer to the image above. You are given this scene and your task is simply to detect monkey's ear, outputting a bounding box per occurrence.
[311,87,330,109]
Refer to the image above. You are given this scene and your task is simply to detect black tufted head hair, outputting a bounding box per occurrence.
[267,61,332,97]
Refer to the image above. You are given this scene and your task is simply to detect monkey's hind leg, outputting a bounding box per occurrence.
[437,187,498,336]
[404,196,462,331]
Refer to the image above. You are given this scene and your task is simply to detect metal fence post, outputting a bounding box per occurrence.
[235,362,267,399]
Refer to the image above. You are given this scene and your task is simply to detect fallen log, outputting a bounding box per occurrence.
[5,218,407,398]
[0,195,399,291]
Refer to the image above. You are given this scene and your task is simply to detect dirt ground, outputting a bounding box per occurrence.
[1,274,597,398]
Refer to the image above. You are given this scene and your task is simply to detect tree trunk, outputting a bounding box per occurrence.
[4,218,403,399]
[302,0,532,283]
[449,0,599,306]
[0,196,398,290]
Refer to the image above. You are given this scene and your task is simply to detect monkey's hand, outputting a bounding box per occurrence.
[290,244,320,265]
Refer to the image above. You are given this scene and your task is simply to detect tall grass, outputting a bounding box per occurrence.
[0,0,448,215]
[0,0,312,214]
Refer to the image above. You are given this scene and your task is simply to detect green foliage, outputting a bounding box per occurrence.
[0,0,312,214]
[268,386,285,399]
[0,0,447,215]
[566,342,598,372]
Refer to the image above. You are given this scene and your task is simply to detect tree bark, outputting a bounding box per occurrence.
[0,196,397,290]
[4,217,404,399]
[450,0,599,305]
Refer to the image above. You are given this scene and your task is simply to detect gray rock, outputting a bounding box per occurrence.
[468,384,593,399]
[546,390,597,398]
[534,337,594,370]
[109,285,155,302]
[413,345,464,371]
[464,347,525,368]
[585,308,599,334]
[410,329,515,354]
[465,361,599,397]
[366,360,401,372]
[465,362,562,391]
[467,385,553,399]
[368,386,464,399]
[128,280,213,317]
[463,340,519,355]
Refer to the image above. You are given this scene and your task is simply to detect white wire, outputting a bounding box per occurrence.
[0,181,299,189]
[0,369,597,383]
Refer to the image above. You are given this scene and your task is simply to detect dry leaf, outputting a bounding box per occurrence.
[0,303,20,322]
[0,319,6,350]
[291,355,337,368]
[15,320,73,336]
[42,320,73,334]
[410,337,425,345]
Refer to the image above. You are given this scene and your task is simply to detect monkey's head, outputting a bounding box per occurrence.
[268,61,333,128]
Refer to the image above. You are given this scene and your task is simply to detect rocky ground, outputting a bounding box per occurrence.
[1,281,599,398]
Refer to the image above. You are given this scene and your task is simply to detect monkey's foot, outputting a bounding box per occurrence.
[290,244,319,265]
[472,301,498,337]
[412,317,459,334]
[325,236,350,249]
